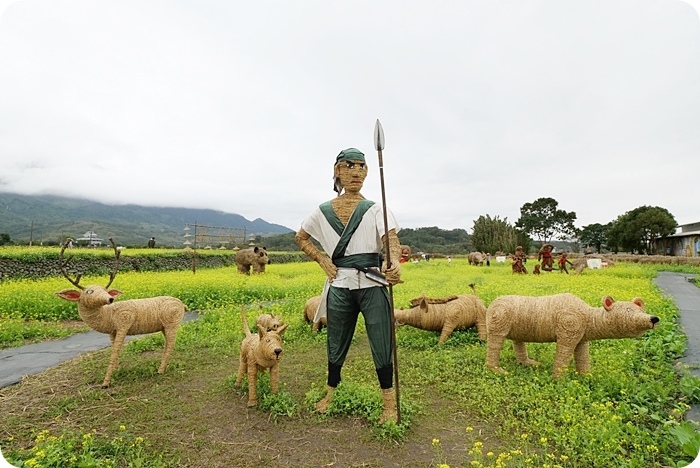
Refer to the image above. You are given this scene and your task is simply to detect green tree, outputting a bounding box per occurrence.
[396,227,472,255]
[471,215,519,254]
[578,223,610,253]
[608,206,676,254]
[0,233,10,246]
[515,197,577,245]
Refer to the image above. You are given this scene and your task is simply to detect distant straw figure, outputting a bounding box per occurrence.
[538,244,554,271]
[558,252,573,274]
[512,246,527,274]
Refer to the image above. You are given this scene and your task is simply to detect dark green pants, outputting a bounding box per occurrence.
[326,286,393,389]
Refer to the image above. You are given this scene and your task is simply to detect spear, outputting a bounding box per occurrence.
[374,118,401,424]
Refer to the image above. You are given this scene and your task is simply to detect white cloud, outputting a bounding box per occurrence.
[1,0,699,232]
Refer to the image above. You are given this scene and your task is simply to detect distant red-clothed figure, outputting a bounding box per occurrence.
[558,253,573,274]
[538,244,554,271]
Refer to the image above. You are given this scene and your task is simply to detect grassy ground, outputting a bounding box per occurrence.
[1,320,489,467]
[1,261,699,467]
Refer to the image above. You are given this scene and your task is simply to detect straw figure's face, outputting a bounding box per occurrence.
[334,159,367,195]
[601,296,657,338]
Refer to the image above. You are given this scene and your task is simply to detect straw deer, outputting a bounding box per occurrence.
[55,238,186,388]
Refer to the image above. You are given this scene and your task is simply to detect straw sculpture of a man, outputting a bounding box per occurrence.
[295,147,402,424]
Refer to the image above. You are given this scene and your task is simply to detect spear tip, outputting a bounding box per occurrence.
[374,119,385,151]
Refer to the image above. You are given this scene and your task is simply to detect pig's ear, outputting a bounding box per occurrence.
[602,295,615,311]
[632,298,644,309]
[419,295,429,313]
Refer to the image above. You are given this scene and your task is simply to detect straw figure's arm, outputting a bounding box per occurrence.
[296,228,337,281]
[382,229,402,285]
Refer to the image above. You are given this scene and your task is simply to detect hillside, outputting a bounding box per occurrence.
[0,192,293,247]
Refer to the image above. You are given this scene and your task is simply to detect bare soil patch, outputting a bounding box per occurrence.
[0,332,495,467]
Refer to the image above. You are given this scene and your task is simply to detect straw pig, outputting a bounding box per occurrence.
[485,293,659,377]
[303,295,327,332]
[235,246,269,275]
[235,306,289,407]
[394,292,487,344]
[468,252,485,266]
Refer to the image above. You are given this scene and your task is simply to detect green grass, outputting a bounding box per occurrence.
[1,259,699,467]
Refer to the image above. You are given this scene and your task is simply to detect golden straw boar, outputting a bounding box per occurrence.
[395,294,487,345]
[485,293,659,377]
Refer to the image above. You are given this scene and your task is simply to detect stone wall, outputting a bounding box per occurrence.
[0,252,308,281]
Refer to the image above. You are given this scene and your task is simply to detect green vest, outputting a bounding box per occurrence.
[319,200,380,269]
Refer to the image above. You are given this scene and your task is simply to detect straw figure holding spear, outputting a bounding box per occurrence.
[295,139,402,424]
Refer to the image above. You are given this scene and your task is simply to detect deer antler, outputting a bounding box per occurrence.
[59,240,84,290]
[105,237,121,288]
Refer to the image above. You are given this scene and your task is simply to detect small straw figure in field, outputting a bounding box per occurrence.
[538,244,554,272]
[55,238,186,388]
[295,147,402,425]
[558,252,573,274]
[512,246,527,274]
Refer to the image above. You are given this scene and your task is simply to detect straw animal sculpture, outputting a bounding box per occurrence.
[235,246,269,275]
[485,293,659,377]
[250,305,284,332]
[303,295,327,332]
[395,286,487,344]
[235,306,289,407]
[467,252,485,266]
[55,238,186,388]
[533,264,541,275]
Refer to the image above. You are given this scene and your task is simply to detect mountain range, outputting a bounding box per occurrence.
[0,192,293,247]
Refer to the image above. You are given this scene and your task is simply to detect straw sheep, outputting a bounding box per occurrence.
[303,295,327,332]
[485,293,659,377]
[235,246,269,275]
[395,290,487,344]
[235,306,289,407]
[55,238,186,388]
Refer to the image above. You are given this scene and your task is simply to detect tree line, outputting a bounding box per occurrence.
[259,197,678,256]
[1,198,678,256]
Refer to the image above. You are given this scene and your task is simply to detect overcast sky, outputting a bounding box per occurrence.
[1,1,698,234]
